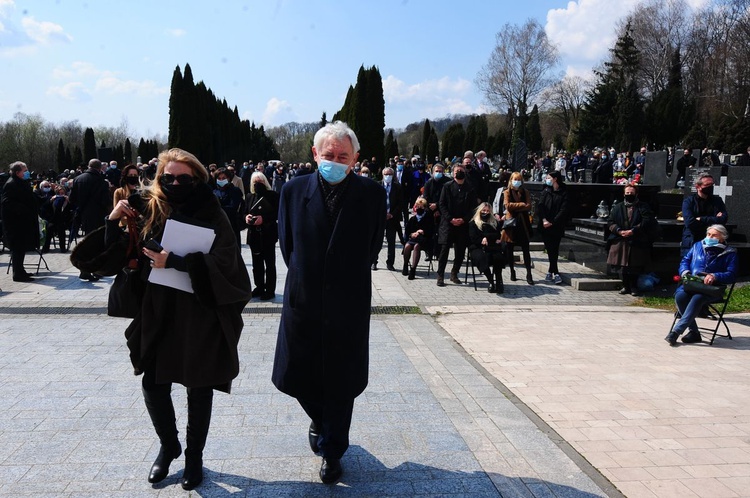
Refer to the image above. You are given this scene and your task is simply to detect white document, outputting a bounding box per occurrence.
[148,218,216,293]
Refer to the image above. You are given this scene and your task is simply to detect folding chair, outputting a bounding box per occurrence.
[463,247,478,291]
[670,283,735,346]
[6,249,50,275]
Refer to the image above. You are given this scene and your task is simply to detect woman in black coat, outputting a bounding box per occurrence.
[212,167,244,247]
[401,197,434,279]
[244,171,279,300]
[536,170,569,284]
[606,183,654,296]
[469,202,505,293]
[106,149,251,491]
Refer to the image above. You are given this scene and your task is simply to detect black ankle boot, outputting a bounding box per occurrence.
[402,258,409,276]
[149,442,182,483]
[496,271,504,294]
[509,267,517,281]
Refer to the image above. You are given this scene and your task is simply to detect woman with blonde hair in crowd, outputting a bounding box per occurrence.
[106,148,251,490]
[468,202,505,293]
[401,196,434,280]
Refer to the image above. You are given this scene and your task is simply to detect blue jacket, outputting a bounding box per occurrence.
[679,241,737,285]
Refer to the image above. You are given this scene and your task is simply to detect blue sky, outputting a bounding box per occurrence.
[0,0,708,139]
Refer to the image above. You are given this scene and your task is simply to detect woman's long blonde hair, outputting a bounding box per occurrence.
[140,148,208,239]
[471,202,497,230]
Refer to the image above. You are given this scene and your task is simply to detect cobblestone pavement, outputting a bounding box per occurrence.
[2,240,746,497]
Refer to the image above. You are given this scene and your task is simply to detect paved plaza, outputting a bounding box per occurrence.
[0,243,748,497]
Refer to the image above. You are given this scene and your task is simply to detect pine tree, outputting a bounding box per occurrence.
[426,129,440,164]
[83,128,96,163]
[73,146,83,168]
[56,139,66,172]
[526,105,542,152]
[124,138,132,165]
[441,123,466,160]
[421,119,432,162]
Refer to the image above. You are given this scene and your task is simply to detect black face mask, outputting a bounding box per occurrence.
[255,183,266,195]
[454,170,466,180]
[126,176,139,186]
[416,208,425,215]
[624,194,637,203]
[701,186,714,196]
[480,212,490,221]
[162,183,195,204]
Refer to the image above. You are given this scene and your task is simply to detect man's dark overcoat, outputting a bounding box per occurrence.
[69,168,110,233]
[272,172,386,402]
[1,175,39,251]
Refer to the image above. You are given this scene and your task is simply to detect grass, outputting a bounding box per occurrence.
[636,282,750,314]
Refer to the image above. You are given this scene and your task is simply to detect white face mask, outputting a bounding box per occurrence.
[383,175,393,184]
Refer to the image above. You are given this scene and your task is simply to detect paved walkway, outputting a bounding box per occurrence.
[0,242,748,497]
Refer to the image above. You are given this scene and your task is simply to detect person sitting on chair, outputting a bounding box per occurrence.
[468,202,505,294]
[402,197,434,280]
[665,224,737,346]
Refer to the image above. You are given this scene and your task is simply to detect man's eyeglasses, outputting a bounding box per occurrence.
[159,174,195,186]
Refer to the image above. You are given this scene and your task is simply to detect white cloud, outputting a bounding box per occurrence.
[21,16,72,44]
[48,61,168,100]
[261,97,297,126]
[383,75,471,103]
[46,82,92,102]
[166,28,186,37]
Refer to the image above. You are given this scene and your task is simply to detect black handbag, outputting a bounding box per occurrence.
[107,218,144,318]
[682,279,726,299]
[502,216,517,230]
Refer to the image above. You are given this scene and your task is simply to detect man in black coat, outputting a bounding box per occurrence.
[675,148,697,188]
[436,163,477,287]
[272,121,386,484]
[69,158,111,280]
[1,161,39,282]
[681,173,728,256]
[377,165,404,271]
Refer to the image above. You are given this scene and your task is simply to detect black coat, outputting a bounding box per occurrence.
[1,176,39,251]
[536,185,570,235]
[245,188,279,246]
[69,168,111,233]
[272,173,386,402]
[121,183,251,392]
[681,194,728,252]
[383,180,404,222]
[404,212,434,245]
[437,180,477,245]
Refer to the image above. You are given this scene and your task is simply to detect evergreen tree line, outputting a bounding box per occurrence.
[168,64,279,166]
[0,112,164,174]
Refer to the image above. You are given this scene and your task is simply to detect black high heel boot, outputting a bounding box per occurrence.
[496,269,504,294]
[143,385,182,484]
[181,387,213,491]
[525,265,534,285]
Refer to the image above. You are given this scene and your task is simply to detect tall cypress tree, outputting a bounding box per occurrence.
[73,146,83,168]
[526,105,542,152]
[421,119,432,162]
[124,138,132,165]
[56,139,66,172]
[83,128,96,162]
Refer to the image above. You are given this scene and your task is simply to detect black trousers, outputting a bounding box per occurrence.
[542,230,563,274]
[10,246,27,277]
[384,218,399,267]
[437,230,468,276]
[250,237,277,294]
[298,397,355,460]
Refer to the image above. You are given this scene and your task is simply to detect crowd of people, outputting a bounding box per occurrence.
[0,122,744,487]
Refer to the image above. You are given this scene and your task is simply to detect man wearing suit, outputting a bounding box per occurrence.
[378,166,404,271]
[272,121,386,484]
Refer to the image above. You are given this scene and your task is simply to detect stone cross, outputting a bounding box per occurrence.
[714,175,733,202]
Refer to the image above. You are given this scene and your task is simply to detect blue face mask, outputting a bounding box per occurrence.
[434,172,443,180]
[216,179,229,187]
[22,171,31,180]
[545,178,553,187]
[396,164,404,172]
[318,160,349,184]
[512,180,522,188]
[704,237,720,247]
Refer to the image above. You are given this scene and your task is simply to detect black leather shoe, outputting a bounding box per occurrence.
[251,288,263,298]
[436,278,445,287]
[681,331,703,344]
[487,284,496,293]
[260,292,274,300]
[665,332,679,346]
[13,274,34,282]
[308,422,321,455]
[509,269,517,281]
[319,458,342,484]
[619,288,631,295]
[386,264,396,271]
[526,274,534,285]
[181,464,203,491]
[148,442,182,483]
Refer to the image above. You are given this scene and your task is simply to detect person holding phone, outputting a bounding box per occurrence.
[105,148,251,490]
[244,171,279,300]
